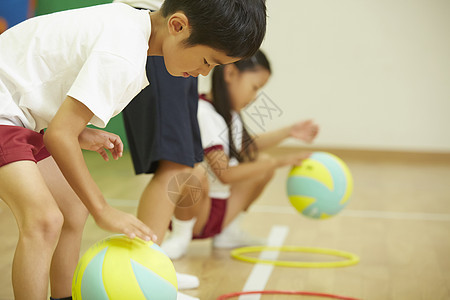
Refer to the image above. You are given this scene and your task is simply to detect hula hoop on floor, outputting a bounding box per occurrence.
[217,290,360,300]
[230,246,359,268]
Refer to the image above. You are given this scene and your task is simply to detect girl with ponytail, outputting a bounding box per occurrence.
[161,50,319,259]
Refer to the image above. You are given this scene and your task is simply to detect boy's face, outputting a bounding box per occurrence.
[160,12,239,77]
[163,43,239,78]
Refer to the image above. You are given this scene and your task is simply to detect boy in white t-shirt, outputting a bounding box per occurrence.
[0,1,267,299]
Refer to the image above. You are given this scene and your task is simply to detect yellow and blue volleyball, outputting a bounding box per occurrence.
[286,152,353,219]
[72,235,177,300]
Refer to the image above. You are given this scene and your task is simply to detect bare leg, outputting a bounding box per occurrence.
[211,167,273,249]
[173,160,274,235]
[159,164,211,259]
[172,163,210,236]
[137,160,192,244]
[0,161,63,300]
[223,167,274,227]
[38,157,89,298]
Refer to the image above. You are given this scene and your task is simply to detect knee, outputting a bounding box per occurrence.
[257,154,275,182]
[252,170,274,190]
[22,208,64,245]
[263,168,275,183]
[62,205,88,233]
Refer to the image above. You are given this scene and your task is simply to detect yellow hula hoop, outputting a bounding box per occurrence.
[231,246,359,268]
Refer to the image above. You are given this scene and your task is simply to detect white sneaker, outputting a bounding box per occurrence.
[177,291,199,300]
[213,212,266,249]
[176,272,199,290]
[213,228,267,249]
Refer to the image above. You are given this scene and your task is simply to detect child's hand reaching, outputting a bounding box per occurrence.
[78,127,123,161]
[92,204,157,242]
[289,119,319,143]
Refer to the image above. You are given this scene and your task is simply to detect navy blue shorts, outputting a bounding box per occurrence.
[122,56,203,174]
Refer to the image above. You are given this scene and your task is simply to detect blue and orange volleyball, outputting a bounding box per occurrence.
[72,235,177,300]
[287,152,353,219]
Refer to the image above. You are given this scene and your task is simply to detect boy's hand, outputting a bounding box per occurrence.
[289,119,319,143]
[92,205,157,242]
[78,127,123,161]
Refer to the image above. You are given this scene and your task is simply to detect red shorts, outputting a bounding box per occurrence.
[168,197,227,239]
[193,197,227,239]
[0,125,51,167]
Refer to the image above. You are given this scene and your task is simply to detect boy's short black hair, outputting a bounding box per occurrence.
[161,0,266,59]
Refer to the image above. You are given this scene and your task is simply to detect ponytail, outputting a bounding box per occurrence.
[211,50,271,162]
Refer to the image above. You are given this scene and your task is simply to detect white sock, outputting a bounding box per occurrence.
[177,291,199,300]
[176,272,199,290]
[161,217,196,260]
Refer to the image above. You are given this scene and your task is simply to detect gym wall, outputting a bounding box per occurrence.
[200,0,450,153]
[248,0,450,153]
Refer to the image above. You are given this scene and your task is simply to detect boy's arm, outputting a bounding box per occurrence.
[44,96,155,242]
[254,120,319,151]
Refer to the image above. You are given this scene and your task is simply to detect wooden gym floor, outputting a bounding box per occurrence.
[1,147,449,300]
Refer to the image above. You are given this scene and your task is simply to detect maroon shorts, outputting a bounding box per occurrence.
[193,197,227,239]
[0,125,51,167]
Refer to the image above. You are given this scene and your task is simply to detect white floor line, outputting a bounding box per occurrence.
[238,225,290,300]
[249,204,450,222]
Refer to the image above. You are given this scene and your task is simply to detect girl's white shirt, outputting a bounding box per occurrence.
[197,99,243,199]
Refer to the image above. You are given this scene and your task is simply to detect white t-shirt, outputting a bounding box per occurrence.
[113,0,163,10]
[197,98,243,199]
[0,3,151,131]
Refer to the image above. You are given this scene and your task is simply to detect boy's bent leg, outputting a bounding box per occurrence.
[175,163,210,236]
[137,160,191,244]
[161,164,211,259]
[38,156,89,298]
[0,161,64,300]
